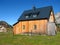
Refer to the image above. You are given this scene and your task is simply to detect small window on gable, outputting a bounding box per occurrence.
[51,12,53,16]
[33,14,38,18]
[26,15,29,18]
[51,12,53,14]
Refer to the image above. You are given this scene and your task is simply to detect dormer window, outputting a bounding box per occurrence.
[33,14,38,18]
[26,15,29,18]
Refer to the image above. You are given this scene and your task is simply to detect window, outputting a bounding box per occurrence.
[23,25,25,30]
[34,25,37,30]
[33,15,37,18]
[26,15,29,18]
[51,12,53,15]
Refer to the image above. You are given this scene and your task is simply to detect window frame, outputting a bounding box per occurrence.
[22,25,25,30]
[34,25,37,30]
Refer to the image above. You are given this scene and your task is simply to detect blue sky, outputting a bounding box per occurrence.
[0,0,60,25]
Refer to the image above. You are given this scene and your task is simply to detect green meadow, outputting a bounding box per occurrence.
[0,32,60,45]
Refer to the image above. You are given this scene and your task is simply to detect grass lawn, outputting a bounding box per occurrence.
[0,32,60,45]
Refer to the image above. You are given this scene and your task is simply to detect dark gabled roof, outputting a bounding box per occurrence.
[13,6,53,26]
[18,6,53,21]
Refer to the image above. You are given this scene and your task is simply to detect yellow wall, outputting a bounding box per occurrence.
[39,20,47,34]
[15,22,20,34]
[13,25,16,34]
[19,22,22,33]
[29,20,47,34]
[13,20,48,34]
[13,22,22,34]
[29,20,40,33]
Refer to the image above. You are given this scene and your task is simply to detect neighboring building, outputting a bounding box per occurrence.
[13,6,56,35]
[0,25,7,32]
[55,12,60,24]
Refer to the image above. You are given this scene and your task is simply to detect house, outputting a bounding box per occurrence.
[13,6,56,35]
[0,25,7,32]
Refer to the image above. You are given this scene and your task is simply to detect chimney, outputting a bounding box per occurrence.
[32,6,36,11]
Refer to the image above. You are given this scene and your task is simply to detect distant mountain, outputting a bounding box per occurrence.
[55,12,60,24]
[0,21,12,28]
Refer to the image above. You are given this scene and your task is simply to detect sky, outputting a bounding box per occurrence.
[0,0,60,25]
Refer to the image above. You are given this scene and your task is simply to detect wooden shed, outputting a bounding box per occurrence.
[13,6,56,35]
